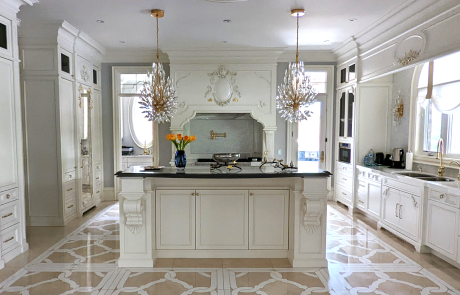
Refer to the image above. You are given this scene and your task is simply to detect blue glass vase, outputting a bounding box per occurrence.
[175,150,187,170]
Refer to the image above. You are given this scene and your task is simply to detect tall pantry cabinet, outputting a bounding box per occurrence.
[19,21,106,226]
[0,0,37,268]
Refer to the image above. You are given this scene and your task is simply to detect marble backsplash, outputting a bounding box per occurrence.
[413,161,460,180]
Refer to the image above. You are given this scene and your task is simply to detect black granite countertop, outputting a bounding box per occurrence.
[115,166,332,179]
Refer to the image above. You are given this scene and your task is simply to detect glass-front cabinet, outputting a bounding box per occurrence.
[338,87,355,139]
[338,62,357,88]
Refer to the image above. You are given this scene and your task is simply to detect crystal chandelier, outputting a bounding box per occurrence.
[277,9,318,123]
[138,9,178,123]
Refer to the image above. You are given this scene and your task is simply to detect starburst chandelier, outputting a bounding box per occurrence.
[277,9,318,123]
[138,9,178,123]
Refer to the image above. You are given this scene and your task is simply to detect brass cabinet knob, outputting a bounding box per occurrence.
[250,193,253,196]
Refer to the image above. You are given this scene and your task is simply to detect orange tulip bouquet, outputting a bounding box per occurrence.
[166,134,196,170]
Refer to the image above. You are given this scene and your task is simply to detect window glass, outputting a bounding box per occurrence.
[129,97,153,148]
[0,23,6,50]
[121,74,148,94]
[450,110,460,154]
[422,100,442,152]
[305,71,327,93]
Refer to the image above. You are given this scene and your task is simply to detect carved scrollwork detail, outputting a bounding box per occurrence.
[123,199,144,234]
[205,65,241,107]
[80,66,90,82]
[398,50,421,66]
[302,198,322,234]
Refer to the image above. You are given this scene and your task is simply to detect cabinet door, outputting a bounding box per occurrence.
[398,192,420,240]
[196,190,248,249]
[382,187,400,228]
[156,190,195,249]
[0,58,18,190]
[347,91,354,138]
[249,190,288,250]
[59,78,76,173]
[426,200,457,259]
[368,183,381,217]
[339,92,346,137]
[91,89,101,166]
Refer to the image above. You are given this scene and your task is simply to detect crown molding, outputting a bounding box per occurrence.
[333,0,456,61]
[278,50,337,63]
[0,0,37,13]
[103,49,170,63]
[164,48,285,64]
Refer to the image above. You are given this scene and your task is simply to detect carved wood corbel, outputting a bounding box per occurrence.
[123,199,144,234]
[302,198,322,234]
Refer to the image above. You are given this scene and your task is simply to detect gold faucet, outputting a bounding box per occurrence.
[451,161,460,181]
[436,138,445,176]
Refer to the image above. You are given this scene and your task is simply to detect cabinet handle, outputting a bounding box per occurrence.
[399,205,402,219]
[6,194,11,199]
[395,203,399,218]
[67,188,73,192]
[342,192,346,196]
[191,193,195,196]
[4,237,14,243]
[196,193,200,196]
[250,193,253,196]
[96,177,100,180]
[343,178,347,181]
[439,194,444,199]
[2,213,13,219]
[383,188,390,196]
[96,191,100,194]
[67,205,74,209]
[359,200,364,204]
[359,184,365,188]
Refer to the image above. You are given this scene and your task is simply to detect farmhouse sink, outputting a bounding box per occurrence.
[415,176,455,182]
[394,172,434,178]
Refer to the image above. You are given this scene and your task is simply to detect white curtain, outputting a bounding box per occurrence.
[418,81,460,114]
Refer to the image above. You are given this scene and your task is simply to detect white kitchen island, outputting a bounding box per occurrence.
[116,166,331,268]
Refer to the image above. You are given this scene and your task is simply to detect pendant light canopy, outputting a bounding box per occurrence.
[276,9,318,123]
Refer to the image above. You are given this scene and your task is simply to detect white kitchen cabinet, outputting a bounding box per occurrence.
[156,190,195,249]
[249,190,288,250]
[196,190,248,250]
[337,88,355,140]
[368,182,381,217]
[382,185,420,242]
[426,200,458,260]
[336,183,353,205]
[20,22,105,225]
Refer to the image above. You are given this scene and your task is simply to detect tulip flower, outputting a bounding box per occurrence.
[166,133,196,150]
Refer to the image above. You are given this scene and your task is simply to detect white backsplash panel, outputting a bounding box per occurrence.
[188,114,263,158]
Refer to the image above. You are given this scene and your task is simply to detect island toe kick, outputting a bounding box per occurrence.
[116,167,331,268]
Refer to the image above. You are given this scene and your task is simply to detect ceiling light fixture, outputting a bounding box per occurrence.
[138,9,178,124]
[119,41,126,43]
[276,8,318,122]
[349,18,357,22]
[96,20,105,23]
[223,19,231,23]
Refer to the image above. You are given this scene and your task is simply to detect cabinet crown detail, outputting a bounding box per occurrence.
[302,198,322,234]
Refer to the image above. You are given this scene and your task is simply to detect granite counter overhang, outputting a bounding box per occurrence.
[115,166,332,179]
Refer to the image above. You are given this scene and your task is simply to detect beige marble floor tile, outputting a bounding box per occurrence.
[223,258,273,268]
[153,258,174,268]
[271,258,292,268]
[233,271,272,288]
[173,258,223,268]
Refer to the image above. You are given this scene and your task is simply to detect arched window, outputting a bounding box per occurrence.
[415,51,460,156]
[128,97,153,148]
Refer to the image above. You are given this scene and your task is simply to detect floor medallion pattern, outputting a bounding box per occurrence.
[0,203,459,294]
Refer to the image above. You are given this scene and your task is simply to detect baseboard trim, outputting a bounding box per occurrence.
[102,187,116,201]
[155,249,287,258]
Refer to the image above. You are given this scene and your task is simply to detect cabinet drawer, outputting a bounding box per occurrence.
[0,200,19,230]
[0,188,18,207]
[336,171,353,188]
[337,162,352,176]
[429,190,460,208]
[336,184,352,203]
[94,171,102,185]
[65,198,77,216]
[63,170,76,182]
[94,185,102,201]
[368,173,381,183]
[1,223,20,254]
[356,168,367,178]
[356,179,367,194]
[65,192,76,203]
[357,194,366,210]
[95,163,102,171]
[383,177,419,195]
[63,180,76,197]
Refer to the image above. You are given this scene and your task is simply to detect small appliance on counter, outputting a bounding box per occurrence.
[338,142,352,164]
[375,152,384,165]
[391,148,405,168]
[383,154,392,166]
[122,146,134,156]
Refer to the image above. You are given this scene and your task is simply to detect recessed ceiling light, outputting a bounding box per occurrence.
[349,18,357,22]
[223,19,231,23]
[96,20,105,23]
[324,40,330,42]
[222,41,228,43]
[119,41,126,44]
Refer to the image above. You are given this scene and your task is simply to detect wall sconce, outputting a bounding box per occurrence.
[392,90,404,127]
[211,130,226,140]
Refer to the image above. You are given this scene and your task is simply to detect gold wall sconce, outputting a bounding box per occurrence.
[211,130,226,140]
[392,90,404,127]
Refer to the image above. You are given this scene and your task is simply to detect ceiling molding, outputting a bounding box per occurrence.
[278,50,337,63]
[103,49,170,64]
[333,0,457,61]
[164,48,285,64]
[0,0,36,16]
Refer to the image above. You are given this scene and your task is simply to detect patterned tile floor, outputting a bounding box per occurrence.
[0,201,460,294]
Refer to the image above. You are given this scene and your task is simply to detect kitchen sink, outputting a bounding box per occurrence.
[394,172,434,178]
[415,176,455,182]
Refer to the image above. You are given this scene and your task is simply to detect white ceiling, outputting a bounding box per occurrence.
[17,0,410,52]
